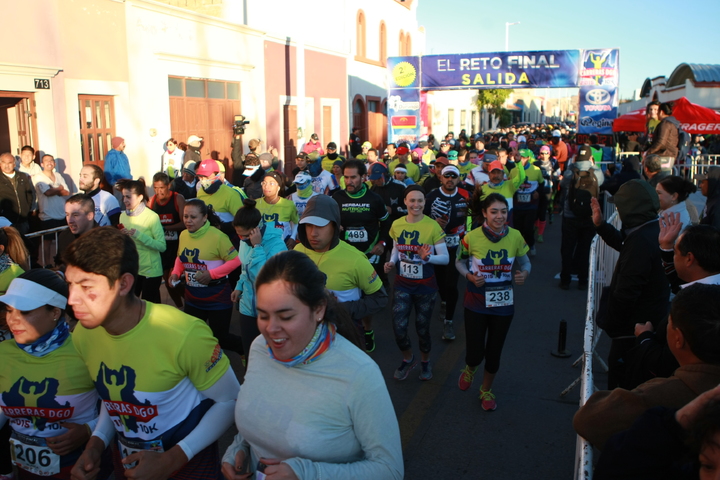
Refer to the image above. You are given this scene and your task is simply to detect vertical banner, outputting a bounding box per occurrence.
[577,49,620,140]
[387,56,422,145]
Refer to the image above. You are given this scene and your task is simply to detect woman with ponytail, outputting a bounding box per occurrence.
[230,198,286,357]
[0,226,29,295]
[656,175,698,232]
[170,198,244,356]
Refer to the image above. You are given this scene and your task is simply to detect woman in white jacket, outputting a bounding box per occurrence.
[656,175,697,234]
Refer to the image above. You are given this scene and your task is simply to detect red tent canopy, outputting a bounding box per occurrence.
[613,97,720,134]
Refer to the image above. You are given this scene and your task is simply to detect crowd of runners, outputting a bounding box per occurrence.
[0,114,719,479]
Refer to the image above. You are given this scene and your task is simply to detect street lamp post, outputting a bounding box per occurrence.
[505,22,520,51]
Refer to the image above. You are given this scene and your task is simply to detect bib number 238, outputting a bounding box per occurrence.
[485,286,513,308]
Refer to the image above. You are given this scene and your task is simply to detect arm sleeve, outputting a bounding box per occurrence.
[176,368,240,461]
[90,404,116,448]
[209,256,241,280]
[283,365,403,480]
[171,256,185,277]
[221,431,250,467]
[515,254,531,274]
[388,241,399,264]
[132,217,167,253]
[428,241,449,265]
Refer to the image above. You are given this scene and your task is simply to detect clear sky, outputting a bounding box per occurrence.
[417,0,720,99]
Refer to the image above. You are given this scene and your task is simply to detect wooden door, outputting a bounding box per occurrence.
[78,95,115,168]
[0,91,39,156]
[283,105,298,176]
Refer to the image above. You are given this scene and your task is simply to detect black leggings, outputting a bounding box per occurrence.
[464,309,514,374]
[434,246,459,320]
[184,304,244,355]
[0,422,11,474]
[134,275,162,304]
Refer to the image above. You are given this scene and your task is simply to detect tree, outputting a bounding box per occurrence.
[476,89,514,130]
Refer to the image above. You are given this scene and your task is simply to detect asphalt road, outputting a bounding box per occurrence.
[162,215,594,479]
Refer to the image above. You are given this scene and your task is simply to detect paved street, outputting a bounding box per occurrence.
[164,217,595,479]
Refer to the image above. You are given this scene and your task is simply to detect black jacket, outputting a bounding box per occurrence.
[0,171,35,223]
[700,166,720,229]
[596,180,670,338]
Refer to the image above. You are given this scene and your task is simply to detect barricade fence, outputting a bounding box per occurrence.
[573,210,620,480]
[616,153,720,181]
[26,225,69,267]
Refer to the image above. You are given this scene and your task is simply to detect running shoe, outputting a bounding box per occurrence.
[458,365,477,391]
[419,361,433,381]
[537,234,544,243]
[364,330,376,353]
[0,474,14,480]
[394,356,417,380]
[558,281,570,291]
[529,246,536,257]
[479,387,497,411]
[442,320,455,340]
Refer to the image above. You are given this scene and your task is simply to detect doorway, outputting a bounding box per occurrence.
[0,91,38,156]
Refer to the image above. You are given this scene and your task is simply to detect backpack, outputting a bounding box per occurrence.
[568,167,599,218]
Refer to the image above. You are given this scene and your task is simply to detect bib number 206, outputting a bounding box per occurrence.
[10,439,59,476]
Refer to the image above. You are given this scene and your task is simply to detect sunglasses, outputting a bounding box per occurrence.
[443,173,459,179]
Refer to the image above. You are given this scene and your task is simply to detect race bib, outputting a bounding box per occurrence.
[185,269,206,288]
[164,230,178,241]
[485,285,513,308]
[517,193,531,204]
[399,260,422,280]
[10,432,60,476]
[445,235,460,248]
[346,227,368,243]
[118,436,164,470]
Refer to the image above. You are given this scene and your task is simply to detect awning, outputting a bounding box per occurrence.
[613,97,720,134]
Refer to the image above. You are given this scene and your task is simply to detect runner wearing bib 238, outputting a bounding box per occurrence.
[455,193,530,412]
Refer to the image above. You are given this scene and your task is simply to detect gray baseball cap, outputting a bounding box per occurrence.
[299,195,340,227]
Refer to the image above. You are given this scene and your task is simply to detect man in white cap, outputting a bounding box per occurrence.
[185,135,203,165]
[424,164,470,340]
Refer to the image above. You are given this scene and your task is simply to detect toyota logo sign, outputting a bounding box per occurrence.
[585,89,610,105]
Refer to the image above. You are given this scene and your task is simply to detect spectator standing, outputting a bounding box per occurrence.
[303,133,325,156]
[646,102,680,172]
[0,152,35,234]
[591,180,670,388]
[161,137,184,178]
[16,145,42,179]
[33,154,70,266]
[185,134,203,164]
[104,136,131,188]
[696,166,720,229]
[349,127,362,158]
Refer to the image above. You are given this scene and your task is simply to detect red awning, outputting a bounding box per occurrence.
[613,97,720,134]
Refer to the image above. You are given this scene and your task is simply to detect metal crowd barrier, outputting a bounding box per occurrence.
[26,225,69,266]
[572,210,621,480]
[616,152,720,181]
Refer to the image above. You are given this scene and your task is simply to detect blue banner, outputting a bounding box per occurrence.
[578,49,620,136]
[420,50,580,89]
[578,85,618,135]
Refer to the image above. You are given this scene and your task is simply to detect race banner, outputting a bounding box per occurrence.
[420,50,580,89]
[578,49,619,136]
[387,56,422,144]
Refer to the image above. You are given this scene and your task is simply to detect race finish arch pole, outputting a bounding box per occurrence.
[386,49,619,145]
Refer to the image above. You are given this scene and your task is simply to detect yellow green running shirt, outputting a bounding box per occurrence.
[257,197,299,241]
[177,224,238,310]
[390,215,446,295]
[71,302,229,449]
[0,335,100,471]
[458,226,528,316]
[294,241,382,302]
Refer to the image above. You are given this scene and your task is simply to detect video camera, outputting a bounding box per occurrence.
[233,115,250,135]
